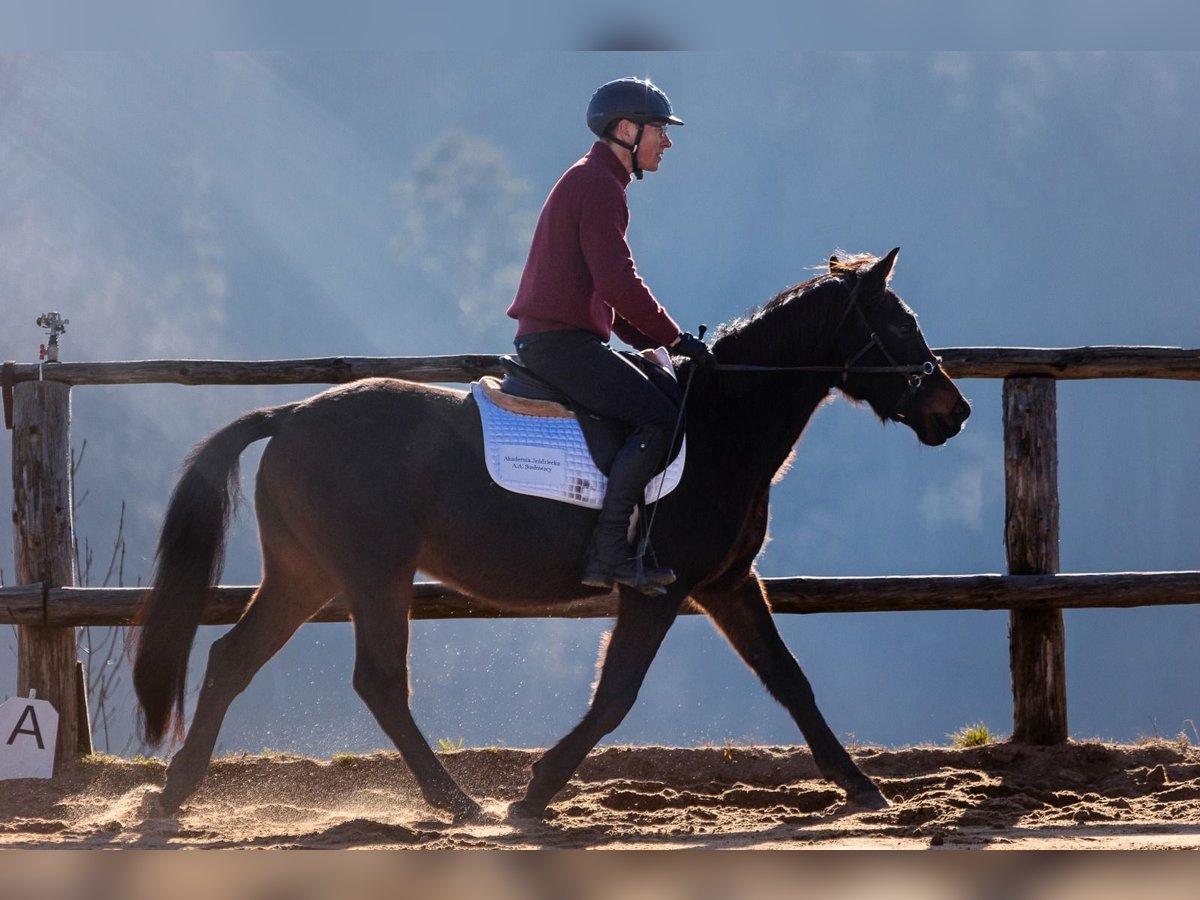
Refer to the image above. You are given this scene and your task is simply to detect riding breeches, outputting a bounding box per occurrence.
[513,329,677,508]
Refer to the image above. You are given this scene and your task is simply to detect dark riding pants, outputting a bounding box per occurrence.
[514,329,677,541]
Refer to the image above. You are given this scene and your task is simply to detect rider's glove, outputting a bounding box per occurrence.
[673,332,717,371]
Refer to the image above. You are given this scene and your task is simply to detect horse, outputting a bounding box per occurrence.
[132,247,971,821]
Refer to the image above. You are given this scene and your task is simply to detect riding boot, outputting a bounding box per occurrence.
[581,432,676,596]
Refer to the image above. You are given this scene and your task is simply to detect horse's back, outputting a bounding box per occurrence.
[293,377,470,428]
[265,376,474,474]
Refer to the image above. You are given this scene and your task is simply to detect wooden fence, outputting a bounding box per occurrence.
[4,346,1200,763]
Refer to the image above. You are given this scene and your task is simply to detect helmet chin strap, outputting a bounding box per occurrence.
[607,122,646,180]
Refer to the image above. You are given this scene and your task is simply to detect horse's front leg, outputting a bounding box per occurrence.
[692,575,888,811]
[509,588,683,821]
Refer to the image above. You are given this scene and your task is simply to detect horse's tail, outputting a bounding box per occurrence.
[132,403,295,747]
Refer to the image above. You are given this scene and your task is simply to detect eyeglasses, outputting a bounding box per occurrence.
[645,123,670,139]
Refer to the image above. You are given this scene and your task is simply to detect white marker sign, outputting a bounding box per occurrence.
[0,691,58,779]
[498,444,567,489]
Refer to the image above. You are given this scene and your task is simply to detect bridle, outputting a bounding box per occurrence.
[711,278,942,420]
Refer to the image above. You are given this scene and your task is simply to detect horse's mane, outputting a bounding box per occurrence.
[711,251,886,363]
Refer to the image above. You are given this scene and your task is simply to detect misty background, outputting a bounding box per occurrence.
[2,52,1198,757]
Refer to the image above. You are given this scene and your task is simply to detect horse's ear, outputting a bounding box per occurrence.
[857,247,899,297]
[829,254,840,271]
[874,247,899,280]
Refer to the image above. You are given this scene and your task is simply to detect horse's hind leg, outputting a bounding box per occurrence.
[511,589,682,820]
[151,547,334,815]
[345,571,482,822]
[692,575,888,810]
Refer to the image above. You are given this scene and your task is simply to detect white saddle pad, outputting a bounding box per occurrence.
[472,362,685,510]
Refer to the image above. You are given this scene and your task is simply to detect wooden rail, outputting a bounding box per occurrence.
[6,345,1200,760]
[4,346,1200,387]
[4,572,1200,626]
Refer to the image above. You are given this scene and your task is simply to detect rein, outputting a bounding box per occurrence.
[713,360,939,376]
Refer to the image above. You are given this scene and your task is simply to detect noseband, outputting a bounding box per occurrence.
[714,280,942,420]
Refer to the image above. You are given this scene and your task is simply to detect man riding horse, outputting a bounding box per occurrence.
[507,77,716,596]
[132,77,971,822]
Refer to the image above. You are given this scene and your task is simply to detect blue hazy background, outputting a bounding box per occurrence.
[2,52,1198,756]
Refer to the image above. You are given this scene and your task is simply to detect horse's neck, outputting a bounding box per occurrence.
[700,376,831,482]
[700,288,841,483]
[717,281,842,366]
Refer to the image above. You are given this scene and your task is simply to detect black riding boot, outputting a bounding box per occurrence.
[581,433,676,596]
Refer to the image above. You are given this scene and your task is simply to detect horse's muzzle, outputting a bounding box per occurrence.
[920,394,972,446]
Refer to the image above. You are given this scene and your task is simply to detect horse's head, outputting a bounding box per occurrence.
[830,248,970,447]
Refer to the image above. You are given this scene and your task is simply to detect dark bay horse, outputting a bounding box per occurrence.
[133,248,970,821]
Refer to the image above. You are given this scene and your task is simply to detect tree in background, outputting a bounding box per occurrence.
[391,132,536,346]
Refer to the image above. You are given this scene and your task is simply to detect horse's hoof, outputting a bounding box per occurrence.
[844,784,890,811]
[139,787,181,820]
[506,800,546,824]
[449,799,485,824]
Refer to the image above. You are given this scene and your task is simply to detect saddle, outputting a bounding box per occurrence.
[471,348,686,509]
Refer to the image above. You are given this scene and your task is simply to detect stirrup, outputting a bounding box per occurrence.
[612,572,671,598]
[582,552,675,597]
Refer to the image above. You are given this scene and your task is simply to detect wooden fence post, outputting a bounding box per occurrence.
[1004,376,1068,743]
[11,379,89,764]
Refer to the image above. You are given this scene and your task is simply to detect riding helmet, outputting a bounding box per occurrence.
[586,77,684,139]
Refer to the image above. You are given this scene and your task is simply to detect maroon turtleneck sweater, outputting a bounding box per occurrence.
[507,141,682,351]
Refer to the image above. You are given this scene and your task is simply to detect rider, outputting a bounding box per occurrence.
[507,76,716,596]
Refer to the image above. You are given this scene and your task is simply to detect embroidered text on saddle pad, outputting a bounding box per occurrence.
[472,376,685,509]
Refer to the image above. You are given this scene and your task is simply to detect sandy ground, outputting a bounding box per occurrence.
[4,740,1200,850]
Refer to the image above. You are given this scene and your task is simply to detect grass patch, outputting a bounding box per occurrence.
[949,722,993,748]
[84,753,160,768]
[436,737,464,752]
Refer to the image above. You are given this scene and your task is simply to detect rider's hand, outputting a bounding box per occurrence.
[673,331,717,371]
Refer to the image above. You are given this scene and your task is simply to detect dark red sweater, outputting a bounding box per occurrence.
[507,142,682,350]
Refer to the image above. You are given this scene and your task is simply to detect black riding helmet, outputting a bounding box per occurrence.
[586,77,683,180]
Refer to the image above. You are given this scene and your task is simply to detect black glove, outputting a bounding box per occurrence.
[673,331,717,371]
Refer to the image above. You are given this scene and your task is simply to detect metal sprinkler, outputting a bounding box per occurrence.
[36,312,69,363]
